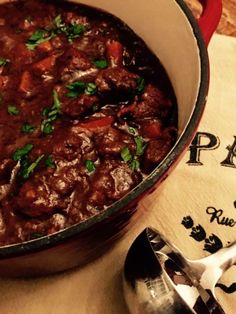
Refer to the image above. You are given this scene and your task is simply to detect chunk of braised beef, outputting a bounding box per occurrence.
[118,84,173,120]
[94,126,135,156]
[14,170,69,218]
[87,160,141,209]
[58,48,93,82]
[50,164,82,196]
[14,161,90,218]
[20,212,67,241]
[61,93,99,118]
[95,67,138,93]
[65,180,93,224]
[139,119,163,139]
[142,127,177,173]
[52,125,96,162]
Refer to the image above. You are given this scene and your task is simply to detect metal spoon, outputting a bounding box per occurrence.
[123,227,236,314]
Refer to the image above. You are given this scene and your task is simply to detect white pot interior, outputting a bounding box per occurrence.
[70,0,203,136]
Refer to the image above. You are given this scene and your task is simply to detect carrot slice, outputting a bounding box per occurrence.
[37,41,53,52]
[79,116,114,130]
[33,55,56,72]
[106,40,124,67]
[19,71,32,93]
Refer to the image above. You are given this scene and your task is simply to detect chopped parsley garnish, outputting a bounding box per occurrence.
[0,58,9,66]
[26,30,54,50]
[85,160,96,173]
[8,105,20,116]
[130,158,140,171]
[26,15,87,50]
[121,136,147,171]
[121,146,132,163]
[12,143,33,161]
[93,59,108,69]
[13,145,46,181]
[41,90,61,135]
[128,127,137,135]
[21,123,35,134]
[53,15,67,32]
[45,155,56,168]
[135,136,147,156]
[42,122,54,135]
[66,81,86,98]
[85,83,97,95]
[53,15,86,42]
[19,154,44,180]
[67,23,86,43]
[66,81,97,98]
[136,77,145,94]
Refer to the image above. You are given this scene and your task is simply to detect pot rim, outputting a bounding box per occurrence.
[0,0,209,258]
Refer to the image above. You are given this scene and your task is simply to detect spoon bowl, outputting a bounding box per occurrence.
[123,228,235,313]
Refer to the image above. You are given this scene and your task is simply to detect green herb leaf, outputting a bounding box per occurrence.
[45,155,56,168]
[53,15,66,32]
[67,23,86,43]
[8,105,20,116]
[85,83,97,95]
[66,81,86,98]
[136,77,145,94]
[12,143,33,161]
[93,59,108,69]
[20,154,44,179]
[21,123,35,133]
[52,89,61,110]
[135,136,147,156]
[26,16,87,51]
[130,158,140,171]
[128,127,137,135]
[26,29,54,50]
[0,58,9,66]
[41,121,54,134]
[52,15,86,42]
[41,90,61,135]
[120,137,146,172]
[85,160,96,173]
[121,146,132,163]
[66,81,97,97]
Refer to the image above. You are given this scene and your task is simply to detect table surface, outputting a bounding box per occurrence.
[185,0,236,37]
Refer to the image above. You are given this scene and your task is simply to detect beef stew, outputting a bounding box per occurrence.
[0,0,178,245]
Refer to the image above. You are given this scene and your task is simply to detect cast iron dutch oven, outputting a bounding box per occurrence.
[0,0,222,276]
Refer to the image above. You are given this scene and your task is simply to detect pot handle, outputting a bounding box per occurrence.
[198,0,222,46]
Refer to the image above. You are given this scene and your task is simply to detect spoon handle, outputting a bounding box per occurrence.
[187,242,236,292]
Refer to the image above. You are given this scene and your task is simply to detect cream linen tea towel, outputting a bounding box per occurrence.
[141,33,236,313]
[0,34,235,314]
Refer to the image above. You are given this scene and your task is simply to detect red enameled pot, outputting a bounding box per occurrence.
[0,0,222,277]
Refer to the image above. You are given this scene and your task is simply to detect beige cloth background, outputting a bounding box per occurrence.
[0,33,235,314]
